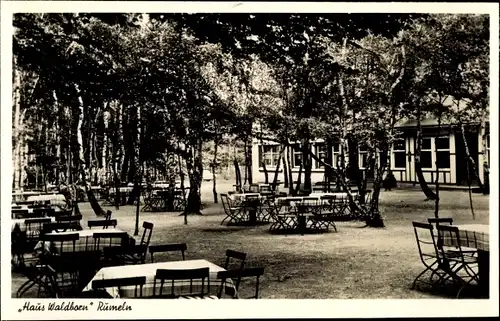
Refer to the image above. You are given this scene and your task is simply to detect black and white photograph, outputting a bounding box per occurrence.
[1,1,498,319]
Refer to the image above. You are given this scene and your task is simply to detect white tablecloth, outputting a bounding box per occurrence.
[27,194,67,206]
[34,228,128,253]
[12,217,56,231]
[82,259,230,298]
[441,224,489,251]
[229,193,262,201]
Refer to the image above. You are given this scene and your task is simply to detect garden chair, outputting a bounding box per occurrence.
[105,222,153,265]
[12,209,30,219]
[141,186,158,211]
[427,217,453,226]
[268,198,298,232]
[92,276,147,298]
[25,217,52,243]
[220,194,246,225]
[17,233,79,298]
[149,243,187,262]
[428,218,477,257]
[88,219,118,229]
[216,267,265,299]
[93,232,128,255]
[56,214,82,223]
[411,222,454,291]
[224,249,247,272]
[435,225,480,298]
[258,194,276,222]
[153,267,210,299]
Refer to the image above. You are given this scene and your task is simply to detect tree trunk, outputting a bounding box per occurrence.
[260,143,269,184]
[74,84,105,216]
[246,135,253,185]
[212,139,219,204]
[294,163,303,196]
[367,147,385,227]
[301,139,312,193]
[243,141,248,185]
[433,115,442,218]
[282,154,289,189]
[262,160,269,184]
[184,141,203,216]
[134,105,143,236]
[459,122,484,190]
[480,120,489,195]
[102,110,109,186]
[272,145,285,190]
[286,145,294,195]
[415,105,437,200]
[234,158,241,189]
[12,60,22,190]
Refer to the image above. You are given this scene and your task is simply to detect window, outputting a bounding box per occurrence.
[315,143,328,168]
[333,143,342,168]
[420,138,433,168]
[393,138,406,169]
[292,144,302,168]
[359,144,368,169]
[436,136,450,169]
[260,145,280,168]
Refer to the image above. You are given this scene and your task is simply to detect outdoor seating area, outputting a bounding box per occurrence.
[411,219,489,298]
[220,185,372,235]
[10,181,490,300]
[6,11,494,313]
[11,186,268,299]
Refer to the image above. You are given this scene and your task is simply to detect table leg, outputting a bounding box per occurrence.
[249,207,257,225]
[297,215,306,235]
[477,250,489,298]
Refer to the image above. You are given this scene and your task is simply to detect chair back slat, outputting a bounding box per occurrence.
[224,249,247,271]
[154,267,209,298]
[88,219,117,229]
[92,276,146,298]
[149,243,187,262]
[56,214,83,223]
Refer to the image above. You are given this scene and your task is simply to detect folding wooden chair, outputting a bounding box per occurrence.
[92,276,147,298]
[153,267,210,298]
[25,217,52,243]
[105,222,153,265]
[217,267,265,299]
[436,225,480,298]
[93,232,128,254]
[220,194,246,225]
[411,222,453,291]
[17,233,79,298]
[224,249,247,272]
[149,243,187,262]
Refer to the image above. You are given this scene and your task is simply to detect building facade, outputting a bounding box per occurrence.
[252,119,490,186]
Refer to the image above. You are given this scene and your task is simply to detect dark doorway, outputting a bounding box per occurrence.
[455,129,479,186]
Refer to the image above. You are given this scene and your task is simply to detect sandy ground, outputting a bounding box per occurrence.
[11,179,490,299]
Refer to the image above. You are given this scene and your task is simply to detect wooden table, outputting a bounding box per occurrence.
[443,224,489,297]
[82,259,232,298]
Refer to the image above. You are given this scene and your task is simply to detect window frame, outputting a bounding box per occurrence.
[314,143,328,169]
[420,137,433,170]
[292,144,303,168]
[392,138,407,170]
[260,144,280,168]
[435,136,450,170]
[358,144,369,170]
